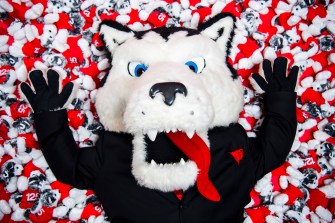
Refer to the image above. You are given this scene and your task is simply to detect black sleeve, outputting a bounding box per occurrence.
[249,92,297,181]
[34,109,103,190]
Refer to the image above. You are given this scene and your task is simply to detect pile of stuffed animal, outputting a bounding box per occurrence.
[0,0,335,222]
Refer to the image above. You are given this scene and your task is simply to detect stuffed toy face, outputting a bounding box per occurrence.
[96,14,244,193]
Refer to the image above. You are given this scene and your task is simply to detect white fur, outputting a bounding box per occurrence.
[96,31,243,132]
[131,134,198,191]
[96,18,243,192]
[200,15,235,59]
[100,24,134,53]
[124,62,214,134]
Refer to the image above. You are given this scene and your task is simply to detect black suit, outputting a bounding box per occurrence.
[34,92,297,223]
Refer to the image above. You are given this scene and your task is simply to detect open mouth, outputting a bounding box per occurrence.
[144,131,191,165]
[135,129,220,202]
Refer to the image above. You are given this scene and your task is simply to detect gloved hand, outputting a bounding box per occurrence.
[252,57,299,93]
[20,69,74,113]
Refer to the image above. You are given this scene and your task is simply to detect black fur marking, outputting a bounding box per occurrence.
[99,13,239,86]
[134,27,200,41]
[98,19,133,59]
[227,63,238,79]
[198,13,238,79]
[99,19,133,34]
[98,20,130,87]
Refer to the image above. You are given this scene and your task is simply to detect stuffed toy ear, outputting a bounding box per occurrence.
[198,13,235,59]
[99,20,134,54]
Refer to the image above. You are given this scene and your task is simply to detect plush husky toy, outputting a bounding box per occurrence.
[20,13,298,223]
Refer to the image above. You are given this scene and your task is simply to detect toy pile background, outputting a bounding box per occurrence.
[0,0,335,222]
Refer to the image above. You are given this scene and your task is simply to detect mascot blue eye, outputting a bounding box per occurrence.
[185,57,206,74]
[128,62,148,77]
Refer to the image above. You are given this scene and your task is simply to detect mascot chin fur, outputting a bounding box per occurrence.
[20,13,298,223]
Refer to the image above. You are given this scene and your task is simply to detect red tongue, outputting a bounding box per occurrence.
[166,132,220,202]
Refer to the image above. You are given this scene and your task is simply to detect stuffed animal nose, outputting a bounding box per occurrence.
[149,82,187,106]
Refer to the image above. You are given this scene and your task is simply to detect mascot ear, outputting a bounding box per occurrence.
[199,13,235,59]
[99,20,134,54]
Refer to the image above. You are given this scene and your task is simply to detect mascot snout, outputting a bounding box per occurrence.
[149,82,188,106]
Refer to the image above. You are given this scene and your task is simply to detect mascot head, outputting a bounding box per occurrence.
[96,13,244,201]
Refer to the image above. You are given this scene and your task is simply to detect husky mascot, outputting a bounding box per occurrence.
[21,13,298,223]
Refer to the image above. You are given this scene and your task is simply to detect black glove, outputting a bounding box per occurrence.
[252,57,299,92]
[20,69,74,113]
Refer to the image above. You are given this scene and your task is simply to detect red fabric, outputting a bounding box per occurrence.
[192,7,212,23]
[21,161,44,178]
[23,57,43,72]
[50,181,72,201]
[282,184,304,206]
[221,1,243,18]
[92,33,104,48]
[81,6,97,30]
[0,18,14,35]
[127,9,142,25]
[81,203,103,219]
[229,148,244,164]
[301,150,321,173]
[271,163,290,191]
[18,133,39,149]
[300,88,326,106]
[20,188,40,209]
[22,38,45,57]
[55,13,74,30]
[100,10,119,21]
[329,199,335,216]
[68,110,85,130]
[246,206,270,223]
[299,125,318,142]
[249,189,261,206]
[28,206,54,222]
[189,0,201,7]
[174,189,184,200]
[296,108,310,123]
[0,182,12,201]
[298,67,315,86]
[0,65,12,84]
[80,62,103,86]
[0,120,10,142]
[30,0,47,10]
[308,189,328,212]
[63,47,84,69]
[307,4,327,21]
[148,11,169,27]
[7,0,29,21]
[30,21,44,35]
[166,132,220,202]
[10,101,31,118]
[237,38,260,58]
[278,12,295,30]
[0,155,12,167]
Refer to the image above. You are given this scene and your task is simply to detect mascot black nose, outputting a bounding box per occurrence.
[149,82,188,106]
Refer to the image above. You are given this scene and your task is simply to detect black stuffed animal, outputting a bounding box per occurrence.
[20,13,298,222]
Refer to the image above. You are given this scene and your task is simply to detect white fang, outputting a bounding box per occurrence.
[186,130,195,139]
[147,130,157,141]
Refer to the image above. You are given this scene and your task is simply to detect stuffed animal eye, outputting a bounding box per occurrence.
[128,62,148,77]
[185,57,205,74]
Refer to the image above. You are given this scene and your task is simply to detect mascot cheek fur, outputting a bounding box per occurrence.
[95,13,244,197]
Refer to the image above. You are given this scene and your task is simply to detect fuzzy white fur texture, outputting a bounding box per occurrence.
[96,15,244,192]
[131,134,199,191]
